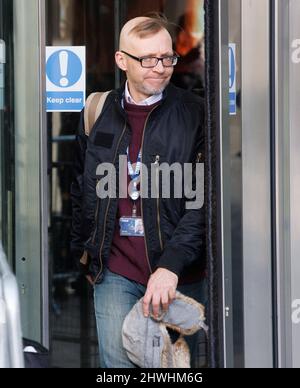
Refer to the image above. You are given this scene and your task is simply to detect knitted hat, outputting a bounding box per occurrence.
[122,291,208,368]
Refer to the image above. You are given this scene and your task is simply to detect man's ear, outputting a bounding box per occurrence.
[115,51,127,71]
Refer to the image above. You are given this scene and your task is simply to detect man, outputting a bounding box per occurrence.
[71,15,206,368]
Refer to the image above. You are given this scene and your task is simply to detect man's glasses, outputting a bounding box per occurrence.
[121,50,179,68]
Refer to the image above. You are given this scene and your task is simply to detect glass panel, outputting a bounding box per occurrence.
[47,0,206,368]
[223,0,273,367]
[46,0,116,368]
[228,0,243,368]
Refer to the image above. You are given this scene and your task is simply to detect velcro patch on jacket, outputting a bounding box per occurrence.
[94,132,114,148]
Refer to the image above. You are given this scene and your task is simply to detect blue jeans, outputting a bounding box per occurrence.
[94,268,207,368]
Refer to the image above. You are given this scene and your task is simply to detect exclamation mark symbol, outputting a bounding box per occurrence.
[59,51,69,87]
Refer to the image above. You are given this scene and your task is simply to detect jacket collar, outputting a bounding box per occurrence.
[114,82,180,112]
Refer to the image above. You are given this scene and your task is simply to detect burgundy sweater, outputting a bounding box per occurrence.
[108,100,156,285]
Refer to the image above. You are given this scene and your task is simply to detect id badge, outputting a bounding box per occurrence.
[119,217,145,237]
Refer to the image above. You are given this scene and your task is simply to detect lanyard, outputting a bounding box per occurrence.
[127,147,142,181]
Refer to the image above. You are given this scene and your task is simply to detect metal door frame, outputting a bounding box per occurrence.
[13,0,48,347]
[274,0,300,368]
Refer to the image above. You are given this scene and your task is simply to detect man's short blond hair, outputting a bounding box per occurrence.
[129,14,171,39]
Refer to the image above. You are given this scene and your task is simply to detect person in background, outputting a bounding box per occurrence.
[172,12,205,95]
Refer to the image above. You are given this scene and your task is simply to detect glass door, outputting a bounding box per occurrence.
[217,0,274,367]
[46,0,206,368]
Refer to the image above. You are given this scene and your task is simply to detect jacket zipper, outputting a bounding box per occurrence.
[140,106,159,275]
[154,155,163,251]
[92,193,100,244]
[93,122,127,283]
[196,152,202,163]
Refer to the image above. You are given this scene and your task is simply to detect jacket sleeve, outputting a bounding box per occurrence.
[70,111,87,265]
[157,103,206,277]
[157,207,205,277]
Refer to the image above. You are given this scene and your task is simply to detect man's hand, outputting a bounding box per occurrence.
[143,268,178,318]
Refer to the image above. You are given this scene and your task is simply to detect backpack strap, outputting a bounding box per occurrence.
[84,91,111,136]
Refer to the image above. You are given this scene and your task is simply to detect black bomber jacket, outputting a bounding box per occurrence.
[70,83,206,284]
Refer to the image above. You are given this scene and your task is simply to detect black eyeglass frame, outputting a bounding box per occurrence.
[121,50,180,68]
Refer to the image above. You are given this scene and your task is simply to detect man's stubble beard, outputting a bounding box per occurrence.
[137,79,170,96]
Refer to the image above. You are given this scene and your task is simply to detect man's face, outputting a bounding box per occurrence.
[117,29,174,101]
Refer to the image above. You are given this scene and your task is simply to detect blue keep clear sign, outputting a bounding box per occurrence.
[46,46,85,112]
[229,43,237,116]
